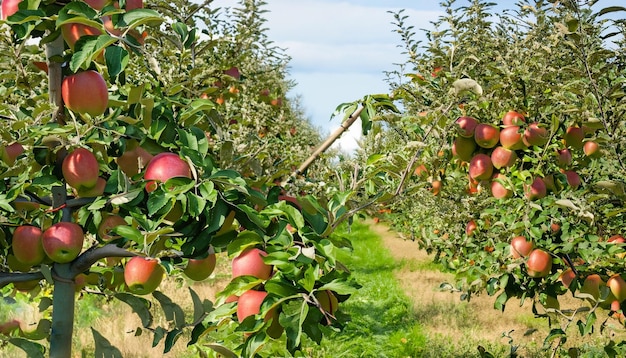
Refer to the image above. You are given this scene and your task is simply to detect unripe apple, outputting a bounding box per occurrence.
[608,274,626,302]
[490,146,517,169]
[526,249,552,278]
[42,222,84,263]
[1,0,22,20]
[543,174,557,193]
[526,177,546,200]
[124,256,165,295]
[1,142,24,165]
[232,248,272,280]
[62,147,100,191]
[474,123,500,148]
[452,136,476,162]
[491,173,512,199]
[510,236,533,258]
[116,145,153,176]
[62,70,109,117]
[502,110,525,126]
[468,153,493,181]
[12,225,45,266]
[315,290,339,315]
[455,116,478,138]
[143,152,192,192]
[184,252,217,281]
[499,126,526,150]
[523,122,549,147]
[564,126,584,150]
[236,289,267,323]
[97,214,127,241]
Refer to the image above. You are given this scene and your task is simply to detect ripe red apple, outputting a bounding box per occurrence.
[1,142,24,165]
[143,152,192,192]
[62,70,108,117]
[465,220,477,236]
[452,136,476,162]
[526,177,546,200]
[583,141,600,158]
[558,268,576,288]
[232,247,272,280]
[499,126,526,150]
[502,111,525,126]
[97,214,127,241]
[608,274,626,302]
[510,236,533,258]
[184,252,217,281]
[12,225,45,266]
[315,290,339,315]
[490,146,517,169]
[555,148,572,168]
[455,116,478,138]
[84,0,110,10]
[124,256,165,295]
[430,180,442,196]
[237,289,268,323]
[491,173,512,199]
[468,153,493,181]
[564,126,584,150]
[564,170,581,189]
[413,164,428,178]
[61,23,102,50]
[223,66,240,80]
[474,123,500,148]
[0,319,20,335]
[523,122,549,147]
[1,0,21,20]
[42,222,84,263]
[526,249,552,278]
[609,234,625,243]
[62,147,100,191]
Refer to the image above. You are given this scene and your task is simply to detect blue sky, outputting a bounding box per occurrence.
[210,0,617,151]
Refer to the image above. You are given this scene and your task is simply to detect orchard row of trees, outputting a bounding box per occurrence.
[354,0,626,355]
[0,0,374,357]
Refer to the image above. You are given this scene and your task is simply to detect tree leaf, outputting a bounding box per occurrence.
[91,327,123,358]
[114,292,153,327]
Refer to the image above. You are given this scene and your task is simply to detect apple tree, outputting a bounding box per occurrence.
[0,1,362,357]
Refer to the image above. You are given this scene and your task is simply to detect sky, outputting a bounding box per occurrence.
[208,0,618,152]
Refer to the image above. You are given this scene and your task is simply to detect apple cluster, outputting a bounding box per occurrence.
[452,111,601,200]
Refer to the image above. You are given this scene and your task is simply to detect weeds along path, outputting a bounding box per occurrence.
[366,220,547,349]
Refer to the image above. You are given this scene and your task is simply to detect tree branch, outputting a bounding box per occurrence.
[70,244,136,276]
[0,271,44,288]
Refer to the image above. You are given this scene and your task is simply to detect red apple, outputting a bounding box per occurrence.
[468,153,493,181]
[143,152,192,192]
[580,274,603,300]
[97,214,127,241]
[184,252,217,281]
[502,111,526,126]
[609,235,625,243]
[608,274,626,302]
[62,147,100,191]
[237,289,268,323]
[124,256,165,295]
[558,268,576,288]
[526,249,552,278]
[116,145,153,176]
[499,126,526,150]
[42,222,84,263]
[76,177,106,197]
[232,247,272,280]
[12,225,45,266]
[564,170,581,189]
[465,220,477,236]
[84,0,110,10]
[526,177,547,200]
[413,164,428,178]
[452,136,476,162]
[523,122,549,147]
[1,0,21,20]
[555,148,572,168]
[490,146,517,169]
[1,142,24,165]
[0,319,20,335]
[583,141,600,158]
[564,126,584,150]
[455,116,478,138]
[61,23,102,50]
[491,173,512,199]
[510,236,533,258]
[62,70,108,117]
[223,66,240,80]
[474,123,500,148]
